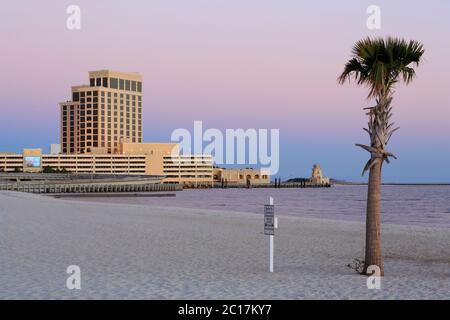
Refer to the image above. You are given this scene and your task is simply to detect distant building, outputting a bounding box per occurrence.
[310,164,330,185]
[59,70,143,154]
[0,143,213,187]
[0,69,270,189]
[213,167,270,186]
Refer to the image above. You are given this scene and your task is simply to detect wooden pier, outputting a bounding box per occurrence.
[0,181,182,194]
[0,173,182,194]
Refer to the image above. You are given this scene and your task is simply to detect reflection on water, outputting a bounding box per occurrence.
[76,185,450,228]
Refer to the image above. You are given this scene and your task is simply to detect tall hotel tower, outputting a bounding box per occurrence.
[59,70,142,154]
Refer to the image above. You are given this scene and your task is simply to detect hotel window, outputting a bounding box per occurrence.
[110,78,118,89]
[96,78,101,87]
[131,81,136,91]
[119,79,124,90]
[102,77,108,88]
[90,78,95,87]
[72,92,80,101]
[125,80,130,91]
[137,82,142,92]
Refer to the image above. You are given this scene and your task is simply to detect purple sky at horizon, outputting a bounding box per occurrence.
[1,1,449,182]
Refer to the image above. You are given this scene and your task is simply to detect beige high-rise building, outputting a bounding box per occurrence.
[60,70,143,154]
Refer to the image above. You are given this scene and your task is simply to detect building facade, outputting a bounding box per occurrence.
[60,70,143,155]
[1,144,214,186]
[213,168,270,186]
[163,155,214,187]
[0,69,269,188]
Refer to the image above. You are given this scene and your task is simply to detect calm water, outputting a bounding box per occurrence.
[75,185,450,228]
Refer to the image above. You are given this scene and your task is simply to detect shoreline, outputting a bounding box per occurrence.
[1,191,449,299]
[61,195,450,232]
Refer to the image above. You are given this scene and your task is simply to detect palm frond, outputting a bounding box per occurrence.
[338,37,425,99]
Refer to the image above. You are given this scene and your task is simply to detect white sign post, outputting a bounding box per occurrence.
[264,197,276,272]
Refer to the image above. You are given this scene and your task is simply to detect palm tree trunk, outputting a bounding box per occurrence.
[363,159,384,276]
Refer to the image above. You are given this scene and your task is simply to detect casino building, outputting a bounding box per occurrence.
[0,144,214,187]
[60,70,143,154]
[0,70,268,188]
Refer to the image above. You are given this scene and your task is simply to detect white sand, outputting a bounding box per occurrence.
[0,191,449,299]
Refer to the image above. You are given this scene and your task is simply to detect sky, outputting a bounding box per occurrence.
[0,0,449,182]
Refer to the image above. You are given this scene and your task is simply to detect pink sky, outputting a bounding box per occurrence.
[0,1,449,181]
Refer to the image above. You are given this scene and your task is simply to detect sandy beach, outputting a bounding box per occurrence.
[0,191,449,299]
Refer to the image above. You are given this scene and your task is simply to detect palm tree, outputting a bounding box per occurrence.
[338,37,424,276]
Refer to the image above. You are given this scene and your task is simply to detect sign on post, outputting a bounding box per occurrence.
[264,204,275,236]
[264,197,275,272]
